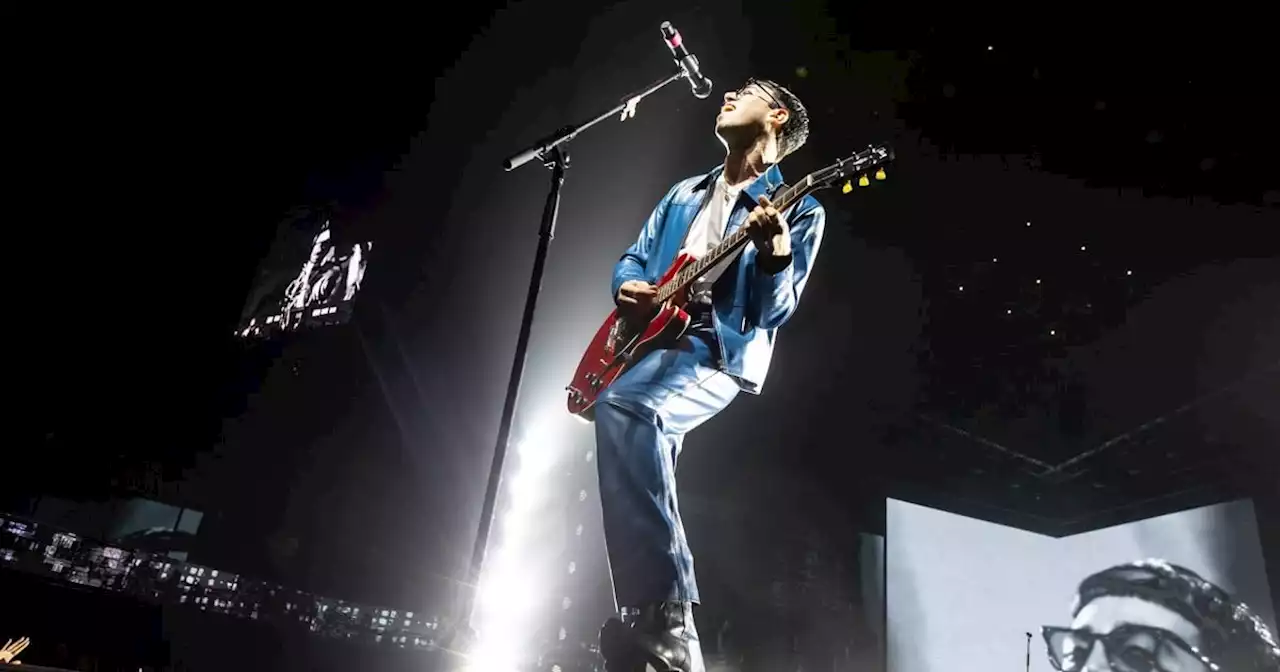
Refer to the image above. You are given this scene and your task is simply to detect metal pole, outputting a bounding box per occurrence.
[450,67,687,658]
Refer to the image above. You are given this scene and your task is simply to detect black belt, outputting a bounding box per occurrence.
[684,305,723,367]
[686,301,713,320]
[686,307,717,344]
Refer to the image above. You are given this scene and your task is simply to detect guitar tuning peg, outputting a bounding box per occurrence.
[858,174,870,187]
[842,180,853,194]
[875,168,887,181]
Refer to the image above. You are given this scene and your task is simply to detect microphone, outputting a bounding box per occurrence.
[660,21,713,99]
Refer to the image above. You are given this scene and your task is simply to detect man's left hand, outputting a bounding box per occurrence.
[745,195,791,257]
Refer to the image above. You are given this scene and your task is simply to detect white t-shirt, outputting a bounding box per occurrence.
[679,175,744,305]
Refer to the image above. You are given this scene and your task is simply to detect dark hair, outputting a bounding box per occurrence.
[1073,559,1280,671]
[754,79,810,159]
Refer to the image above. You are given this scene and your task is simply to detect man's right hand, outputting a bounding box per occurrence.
[616,280,658,314]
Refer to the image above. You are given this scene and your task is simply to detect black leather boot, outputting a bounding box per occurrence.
[598,602,704,672]
[599,615,640,672]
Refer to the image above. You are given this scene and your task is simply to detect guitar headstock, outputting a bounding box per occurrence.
[794,143,895,202]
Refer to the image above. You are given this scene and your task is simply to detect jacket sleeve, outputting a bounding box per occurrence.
[747,199,826,330]
[611,183,679,302]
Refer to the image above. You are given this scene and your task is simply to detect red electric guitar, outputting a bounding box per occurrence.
[566,143,895,419]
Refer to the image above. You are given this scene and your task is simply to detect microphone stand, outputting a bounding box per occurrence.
[448,68,687,658]
[1026,631,1033,672]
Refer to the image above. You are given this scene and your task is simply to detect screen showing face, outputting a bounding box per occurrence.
[237,213,372,339]
[887,498,1278,672]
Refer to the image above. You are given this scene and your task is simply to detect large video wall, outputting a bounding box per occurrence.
[887,498,1278,672]
[237,211,371,339]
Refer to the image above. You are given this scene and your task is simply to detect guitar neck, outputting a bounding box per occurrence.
[655,178,810,302]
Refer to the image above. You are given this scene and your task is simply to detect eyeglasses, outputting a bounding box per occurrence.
[730,78,783,110]
[1042,625,1217,672]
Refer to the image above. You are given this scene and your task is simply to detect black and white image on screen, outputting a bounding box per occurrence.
[1043,558,1279,671]
[887,498,1277,672]
[237,219,371,338]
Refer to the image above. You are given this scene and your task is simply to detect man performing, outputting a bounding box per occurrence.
[593,78,823,672]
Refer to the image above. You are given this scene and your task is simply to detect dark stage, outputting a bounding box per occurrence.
[9,2,1278,671]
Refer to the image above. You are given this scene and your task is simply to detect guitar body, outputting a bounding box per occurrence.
[566,254,697,420]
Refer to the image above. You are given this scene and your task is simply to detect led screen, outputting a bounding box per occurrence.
[237,211,371,338]
[887,498,1277,672]
[29,495,204,561]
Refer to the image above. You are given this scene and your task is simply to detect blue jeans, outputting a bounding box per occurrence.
[594,322,740,607]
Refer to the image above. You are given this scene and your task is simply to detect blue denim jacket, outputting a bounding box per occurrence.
[611,163,825,393]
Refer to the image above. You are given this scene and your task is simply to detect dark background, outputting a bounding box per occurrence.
[8,0,1278,667]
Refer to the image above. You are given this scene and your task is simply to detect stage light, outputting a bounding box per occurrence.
[470,416,572,672]
[507,470,538,514]
[477,562,537,615]
[471,552,538,672]
[501,510,522,536]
